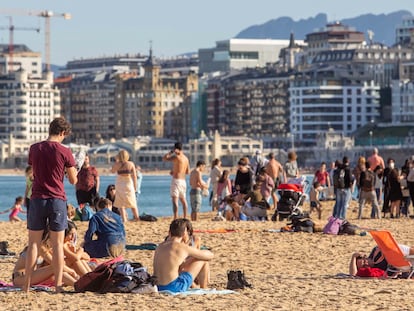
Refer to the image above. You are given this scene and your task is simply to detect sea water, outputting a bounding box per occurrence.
[0,174,318,222]
[0,175,214,222]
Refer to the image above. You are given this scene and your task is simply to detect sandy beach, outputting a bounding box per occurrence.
[1,200,414,311]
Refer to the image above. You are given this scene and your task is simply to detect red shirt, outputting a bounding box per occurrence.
[356,267,386,278]
[76,166,98,191]
[314,170,329,186]
[29,141,76,200]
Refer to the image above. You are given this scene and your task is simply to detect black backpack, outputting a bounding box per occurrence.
[333,167,346,189]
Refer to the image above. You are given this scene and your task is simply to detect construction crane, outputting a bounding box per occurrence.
[0,8,71,72]
[0,16,40,73]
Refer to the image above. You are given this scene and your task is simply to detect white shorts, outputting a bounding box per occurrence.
[170,178,187,198]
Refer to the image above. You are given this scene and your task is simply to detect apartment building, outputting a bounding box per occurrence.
[395,15,414,46]
[391,80,414,124]
[0,69,60,142]
[116,52,198,141]
[289,65,380,145]
[205,68,291,139]
[305,22,365,62]
[0,44,42,78]
[199,38,304,74]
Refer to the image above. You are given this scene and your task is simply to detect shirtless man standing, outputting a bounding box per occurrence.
[163,142,190,219]
[153,218,214,293]
[189,160,208,221]
[265,152,286,209]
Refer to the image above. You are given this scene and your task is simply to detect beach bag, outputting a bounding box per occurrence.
[139,214,158,222]
[323,216,344,235]
[74,258,119,292]
[289,214,314,233]
[101,261,156,293]
[338,220,359,235]
[76,204,95,222]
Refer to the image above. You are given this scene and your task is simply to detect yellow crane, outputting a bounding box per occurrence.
[0,8,71,72]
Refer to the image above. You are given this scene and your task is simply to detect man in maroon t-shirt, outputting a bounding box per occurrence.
[76,154,100,207]
[24,117,78,293]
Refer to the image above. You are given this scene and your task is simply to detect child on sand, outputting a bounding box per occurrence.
[63,221,94,276]
[0,196,26,222]
[309,182,322,219]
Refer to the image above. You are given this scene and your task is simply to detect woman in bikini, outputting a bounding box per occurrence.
[12,229,78,289]
[111,149,139,222]
[63,221,94,276]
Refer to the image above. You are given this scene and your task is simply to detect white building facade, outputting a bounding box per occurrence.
[391,80,414,124]
[289,77,380,145]
[198,38,304,74]
[0,70,60,142]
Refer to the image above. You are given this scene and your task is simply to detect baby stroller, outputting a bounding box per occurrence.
[271,177,308,221]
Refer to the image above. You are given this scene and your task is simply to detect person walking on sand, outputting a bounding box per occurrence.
[24,117,78,293]
[76,153,100,208]
[189,160,209,221]
[153,218,213,293]
[111,149,139,223]
[0,196,26,222]
[163,142,190,220]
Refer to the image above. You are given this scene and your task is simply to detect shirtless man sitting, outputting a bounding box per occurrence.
[153,218,214,293]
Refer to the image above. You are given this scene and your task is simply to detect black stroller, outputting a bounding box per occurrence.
[271,180,308,221]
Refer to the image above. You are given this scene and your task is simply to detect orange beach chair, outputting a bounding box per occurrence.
[369,230,414,278]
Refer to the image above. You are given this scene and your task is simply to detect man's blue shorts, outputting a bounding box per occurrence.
[28,198,68,231]
[157,272,193,292]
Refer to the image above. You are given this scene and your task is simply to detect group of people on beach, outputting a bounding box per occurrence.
[11,116,414,294]
[9,117,213,294]
[309,147,414,221]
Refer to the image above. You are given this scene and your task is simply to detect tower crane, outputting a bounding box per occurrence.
[0,16,40,73]
[0,8,71,72]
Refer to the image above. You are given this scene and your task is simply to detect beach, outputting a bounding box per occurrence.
[1,201,414,311]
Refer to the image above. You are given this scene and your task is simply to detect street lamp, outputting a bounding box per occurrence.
[369,130,373,146]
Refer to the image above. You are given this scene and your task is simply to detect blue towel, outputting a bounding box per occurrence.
[159,288,237,296]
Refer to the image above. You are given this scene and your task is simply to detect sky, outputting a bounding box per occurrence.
[0,0,413,66]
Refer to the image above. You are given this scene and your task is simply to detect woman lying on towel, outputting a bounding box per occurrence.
[12,229,78,288]
[349,245,414,277]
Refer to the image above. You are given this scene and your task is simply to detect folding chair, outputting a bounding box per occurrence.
[369,230,414,278]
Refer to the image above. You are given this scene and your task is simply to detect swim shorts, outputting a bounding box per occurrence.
[190,189,202,213]
[157,272,193,293]
[28,198,68,231]
[170,178,187,198]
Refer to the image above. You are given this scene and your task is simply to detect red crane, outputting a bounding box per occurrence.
[0,9,71,72]
[0,16,40,73]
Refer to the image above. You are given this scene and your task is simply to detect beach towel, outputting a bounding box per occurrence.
[159,288,237,296]
[193,228,237,234]
[126,243,158,250]
[0,281,53,292]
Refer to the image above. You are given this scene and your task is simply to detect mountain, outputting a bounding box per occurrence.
[235,11,412,46]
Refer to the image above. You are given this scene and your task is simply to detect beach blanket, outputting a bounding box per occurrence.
[126,243,210,251]
[159,288,237,296]
[0,281,53,292]
[126,243,158,250]
[193,228,237,234]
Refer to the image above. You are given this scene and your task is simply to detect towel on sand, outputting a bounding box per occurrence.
[159,288,237,296]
